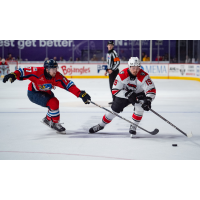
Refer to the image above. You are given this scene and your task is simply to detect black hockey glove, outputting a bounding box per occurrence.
[79,91,91,104]
[125,90,137,104]
[3,72,17,83]
[136,92,146,101]
[142,98,152,111]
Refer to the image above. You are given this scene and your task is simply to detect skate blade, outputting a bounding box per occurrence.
[41,121,66,134]
[88,131,95,134]
[130,134,136,138]
[41,121,52,130]
[56,130,67,135]
[187,131,193,138]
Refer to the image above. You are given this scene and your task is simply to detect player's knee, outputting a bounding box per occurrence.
[111,104,122,113]
[135,110,144,116]
[47,97,59,110]
[111,98,128,113]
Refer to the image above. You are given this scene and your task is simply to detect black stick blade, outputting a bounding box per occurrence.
[150,129,159,135]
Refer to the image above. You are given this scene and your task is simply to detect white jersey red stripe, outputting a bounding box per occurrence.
[112,68,156,101]
[132,113,143,122]
[102,115,112,124]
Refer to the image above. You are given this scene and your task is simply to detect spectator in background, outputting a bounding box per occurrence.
[25,59,28,61]
[6,53,13,61]
[16,56,22,61]
[91,54,98,61]
[143,54,150,62]
[172,57,177,63]
[185,55,191,63]
[101,57,105,62]
[195,58,199,64]
[60,56,65,61]
[155,55,162,61]
[76,58,80,61]
[155,56,159,61]
[0,57,2,61]
[69,57,72,61]
[44,57,49,61]
[142,52,145,61]
[164,53,169,61]
[121,56,126,61]
[53,57,57,61]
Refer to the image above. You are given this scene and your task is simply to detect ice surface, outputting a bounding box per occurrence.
[0,78,200,160]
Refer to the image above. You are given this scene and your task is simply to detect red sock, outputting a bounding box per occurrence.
[46,97,60,123]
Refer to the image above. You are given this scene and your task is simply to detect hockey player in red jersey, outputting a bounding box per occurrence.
[3,59,91,134]
[0,58,9,66]
[0,59,10,76]
[89,57,156,137]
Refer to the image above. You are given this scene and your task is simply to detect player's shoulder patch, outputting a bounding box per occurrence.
[137,69,149,82]
[118,68,129,81]
[33,66,43,74]
[33,67,38,72]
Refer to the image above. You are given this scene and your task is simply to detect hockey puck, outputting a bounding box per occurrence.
[172,144,178,147]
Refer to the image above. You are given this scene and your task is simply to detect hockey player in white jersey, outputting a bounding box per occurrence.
[89,57,156,137]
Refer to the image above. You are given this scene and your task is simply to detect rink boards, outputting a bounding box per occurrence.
[6,62,200,82]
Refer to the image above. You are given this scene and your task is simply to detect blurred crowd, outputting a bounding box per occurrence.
[0,53,28,61]
[0,53,199,64]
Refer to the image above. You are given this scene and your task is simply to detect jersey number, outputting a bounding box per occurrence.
[146,79,152,86]
[114,80,118,86]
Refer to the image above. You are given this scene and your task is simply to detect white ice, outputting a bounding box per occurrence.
[0,78,200,160]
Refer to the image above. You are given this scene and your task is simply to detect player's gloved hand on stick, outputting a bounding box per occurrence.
[3,73,17,83]
[79,91,91,104]
[125,90,137,104]
[142,98,152,111]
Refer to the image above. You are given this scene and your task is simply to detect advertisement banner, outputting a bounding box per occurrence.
[98,64,169,77]
[10,62,200,82]
[18,63,107,77]
[140,64,169,77]
[169,64,199,77]
[17,63,169,77]
[196,65,200,77]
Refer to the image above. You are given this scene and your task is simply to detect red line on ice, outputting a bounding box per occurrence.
[0,151,133,160]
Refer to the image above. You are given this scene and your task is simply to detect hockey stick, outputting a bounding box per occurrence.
[90,101,159,135]
[138,101,192,138]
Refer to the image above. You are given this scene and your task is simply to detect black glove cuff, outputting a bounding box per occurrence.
[146,97,152,102]
[10,72,17,79]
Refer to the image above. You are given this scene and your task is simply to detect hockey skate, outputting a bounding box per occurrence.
[41,117,52,129]
[89,124,104,133]
[51,122,66,134]
[129,125,137,138]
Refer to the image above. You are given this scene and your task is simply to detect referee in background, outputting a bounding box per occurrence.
[105,41,120,105]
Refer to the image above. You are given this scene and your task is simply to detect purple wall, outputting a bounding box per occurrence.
[0,40,176,61]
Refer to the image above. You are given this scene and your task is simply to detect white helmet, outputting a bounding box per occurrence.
[128,57,141,67]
